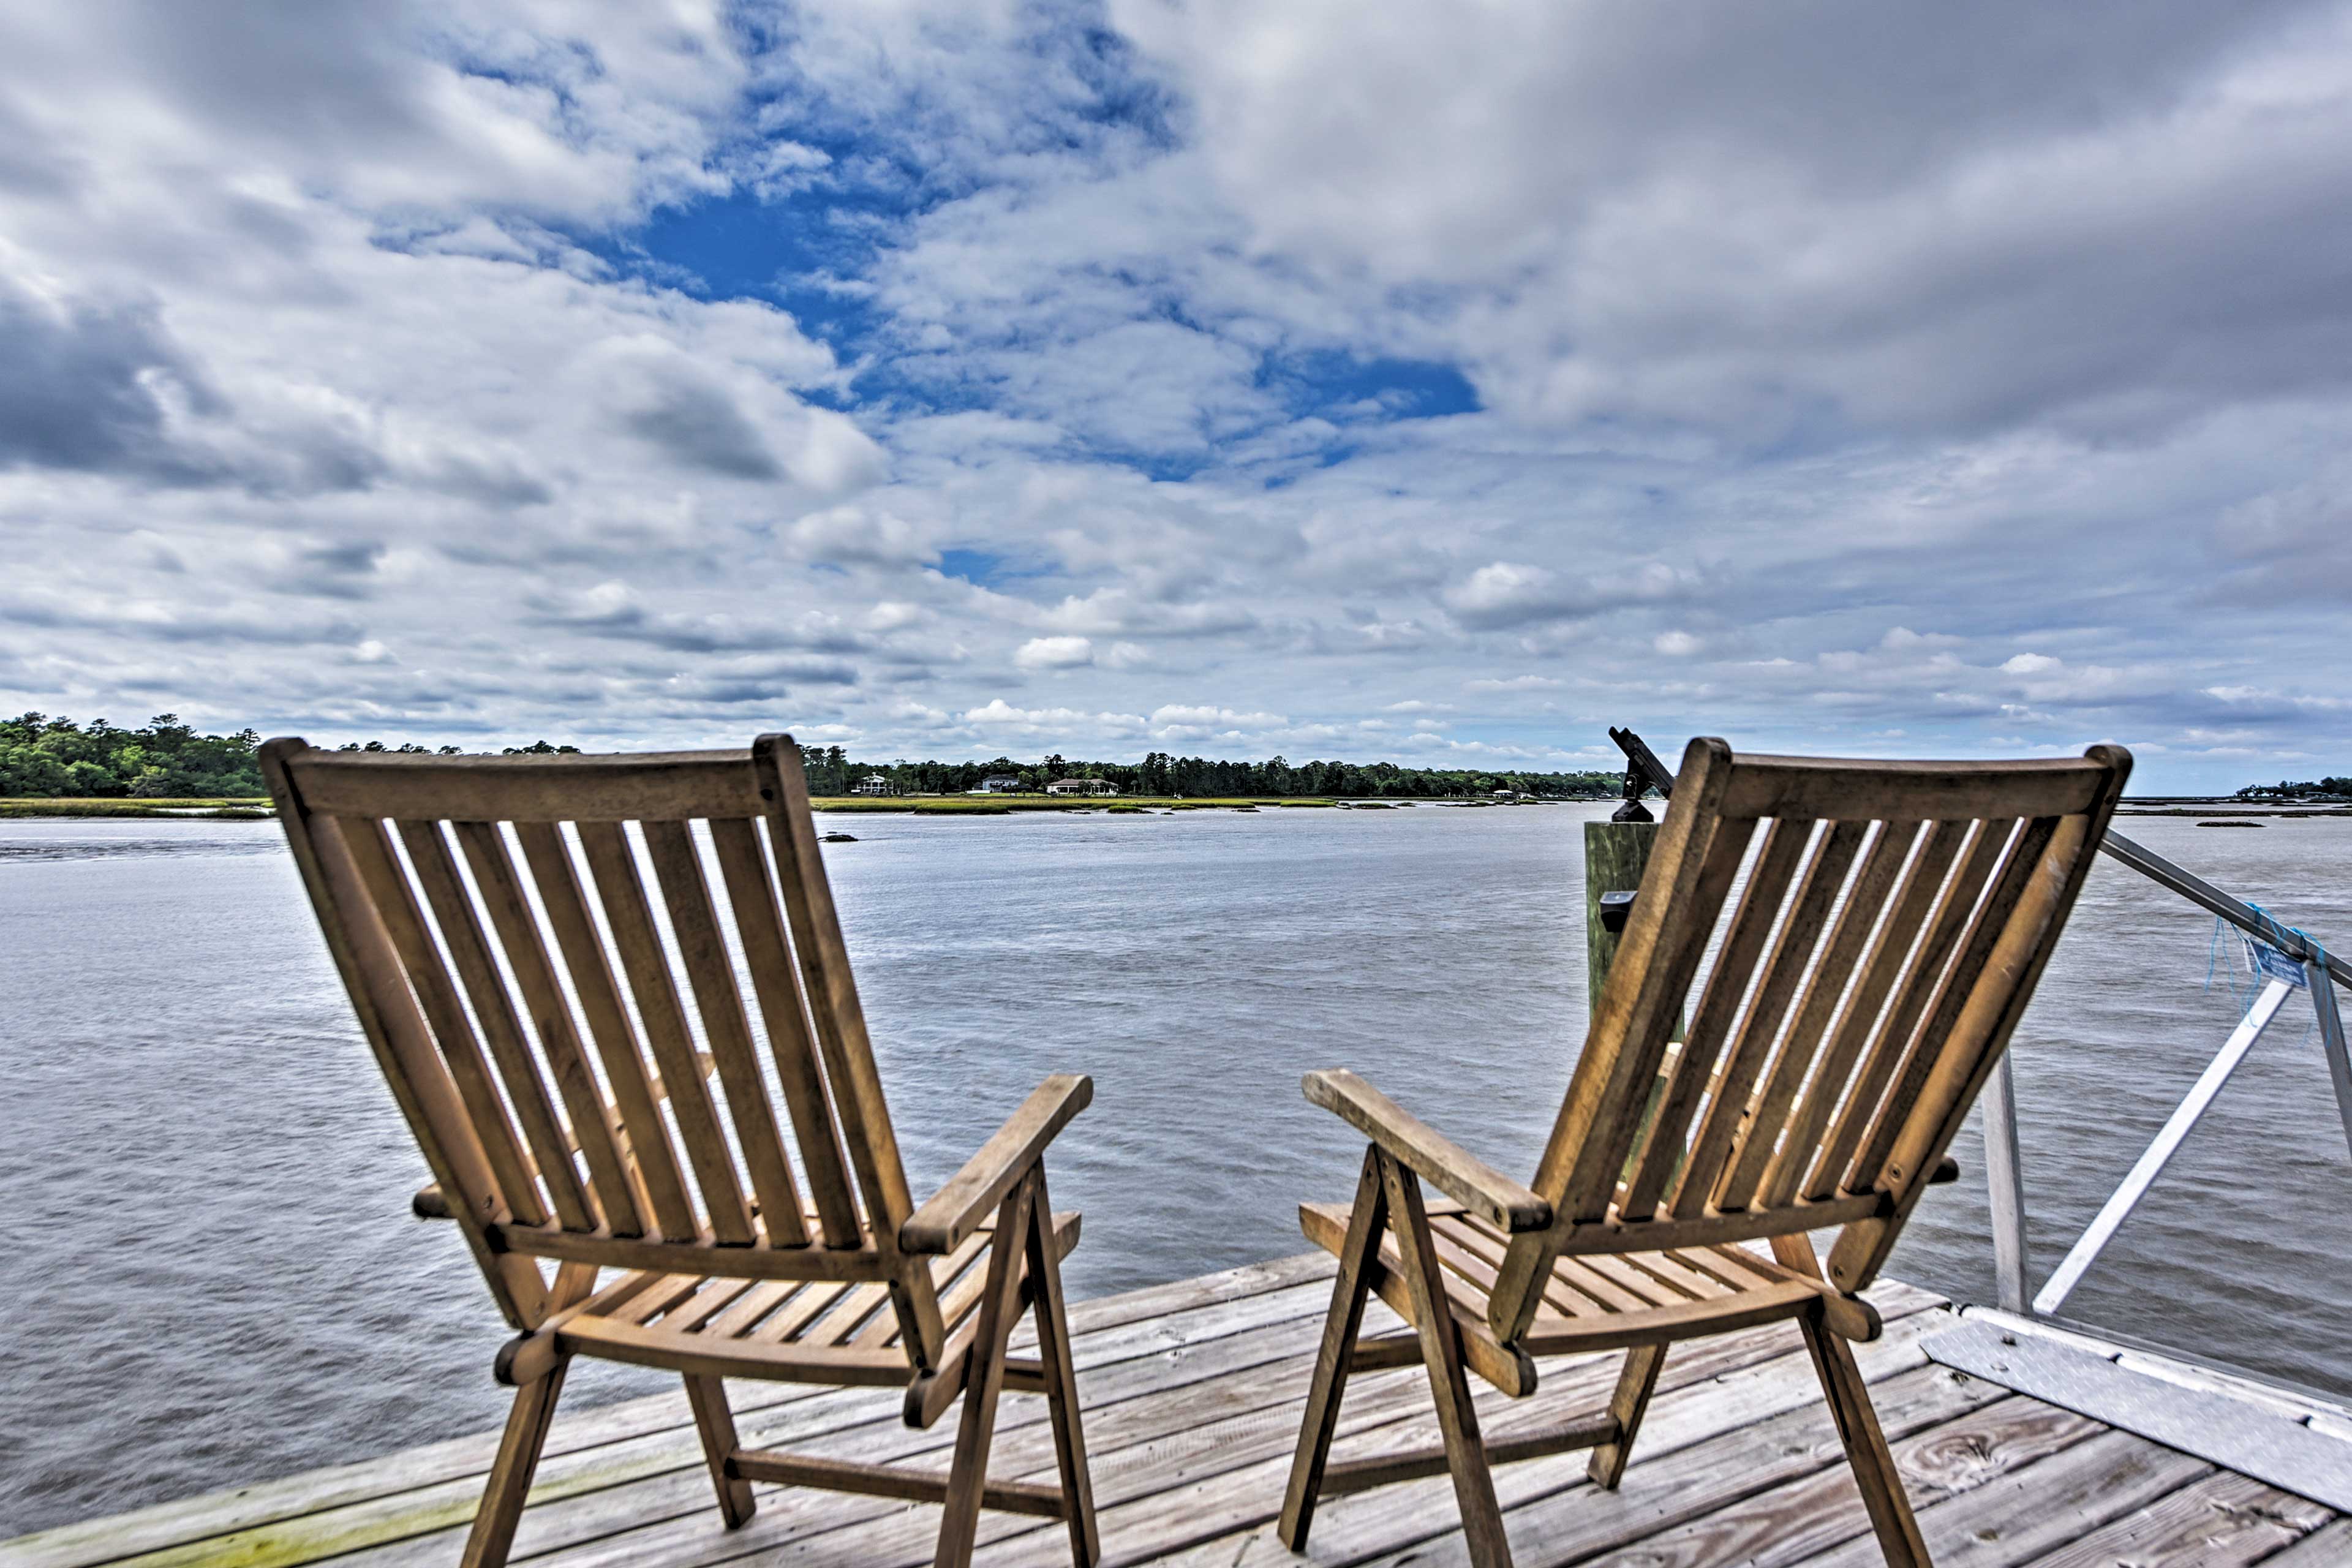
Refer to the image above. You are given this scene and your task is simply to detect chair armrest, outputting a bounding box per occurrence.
[900,1074,1093,1254]
[1302,1069,1551,1233]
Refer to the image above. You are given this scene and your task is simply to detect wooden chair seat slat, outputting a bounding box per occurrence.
[703,1278,804,1341]
[1431,1214,1615,1319]
[1548,1256,1653,1316]
[799,1281,894,1349]
[264,733,1101,1568]
[611,1273,706,1327]
[749,1279,860,1344]
[564,1213,1078,1365]
[1281,739,2132,1568]
[662,1277,763,1335]
[1302,1199,1825,1353]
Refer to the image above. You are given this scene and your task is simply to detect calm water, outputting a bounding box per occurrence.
[3,804,2348,1533]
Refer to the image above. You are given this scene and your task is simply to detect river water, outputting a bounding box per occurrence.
[3,803,2348,1533]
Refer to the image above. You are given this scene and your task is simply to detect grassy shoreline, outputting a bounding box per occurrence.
[0,797,274,819]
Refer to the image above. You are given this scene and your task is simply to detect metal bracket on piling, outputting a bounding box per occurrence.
[1606,726,1676,824]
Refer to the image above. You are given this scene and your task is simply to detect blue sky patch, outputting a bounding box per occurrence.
[1264,352,1481,423]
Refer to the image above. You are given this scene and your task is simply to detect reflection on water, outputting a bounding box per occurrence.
[1,806,2346,1532]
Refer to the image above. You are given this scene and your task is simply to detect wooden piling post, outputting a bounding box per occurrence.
[1585,819,1659,1011]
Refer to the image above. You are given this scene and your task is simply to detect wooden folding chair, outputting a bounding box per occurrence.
[1279,739,2132,1567]
[262,734,1099,1568]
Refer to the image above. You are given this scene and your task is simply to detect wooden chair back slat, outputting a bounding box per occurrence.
[396,818,592,1232]
[751,739,918,1235]
[1826,809,2109,1290]
[1546,783,1755,1229]
[1804,816,2013,1199]
[339,817,549,1228]
[511,821,701,1242]
[450,820,643,1237]
[1774,817,1964,1205]
[641,820,810,1247]
[1845,814,2061,1193]
[708,816,864,1248]
[1669,816,1869,1219]
[1552,804,1759,1241]
[1484,738,2130,1342]
[750,737,945,1362]
[1618,816,1807,1216]
[1725,819,1920,1215]
[575,821,757,1247]
[255,763,551,1327]
[265,733,963,1367]
[289,750,768,823]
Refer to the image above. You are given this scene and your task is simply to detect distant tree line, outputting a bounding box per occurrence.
[794,745,1626,801]
[2235,776,2352,801]
[0,714,578,797]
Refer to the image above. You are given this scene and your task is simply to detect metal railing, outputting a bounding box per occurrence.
[1980,828,2352,1318]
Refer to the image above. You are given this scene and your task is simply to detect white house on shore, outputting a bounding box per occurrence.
[978,774,1022,793]
[850,773,897,796]
[1044,778,1118,796]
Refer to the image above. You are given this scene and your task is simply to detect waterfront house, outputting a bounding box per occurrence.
[1046,777,1117,796]
[980,774,1022,793]
[850,772,896,796]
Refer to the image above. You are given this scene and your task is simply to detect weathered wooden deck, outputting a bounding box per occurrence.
[9,1252,2346,1568]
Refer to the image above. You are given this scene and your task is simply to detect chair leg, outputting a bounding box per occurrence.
[936,1169,1037,1568]
[1586,1343,1665,1490]
[459,1364,567,1568]
[1800,1313,1932,1568]
[1027,1166,1101,1568]
[1382,1153,1513,1568]
[1278,1147,1387,1551]
[683,1374,756,1528]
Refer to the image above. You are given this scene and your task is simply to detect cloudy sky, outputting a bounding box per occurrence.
[2,2,2347,788]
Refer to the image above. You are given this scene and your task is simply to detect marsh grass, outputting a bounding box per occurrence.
[0,798,273,820]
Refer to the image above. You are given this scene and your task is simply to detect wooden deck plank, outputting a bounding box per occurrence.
[6,1249,2338,1568]
[445,1287,1949,1568]
[137,1288,1351,1568]
[973,1292,1951,1568]
[1525,1394,2099,1568]
[0,1255,1336,1568]
[1164,1357,1997,1568]
[1788,1428,2215,1567]
[2016,1468,2335,1567]
[2260,1515,2352,1565]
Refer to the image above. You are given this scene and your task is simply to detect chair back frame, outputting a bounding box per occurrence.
[1487,739,2131,1341]
[260,734,951,1367]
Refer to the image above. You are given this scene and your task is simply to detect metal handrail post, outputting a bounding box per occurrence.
[2305,958,2352,1161]
[1981,1053,2031,1315]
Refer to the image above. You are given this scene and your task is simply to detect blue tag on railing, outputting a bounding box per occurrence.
[2239,932,2310,988]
